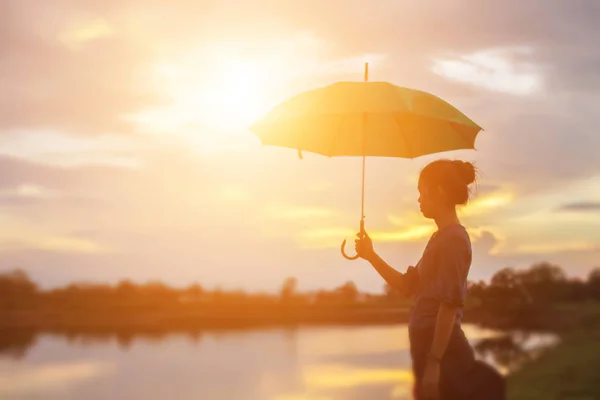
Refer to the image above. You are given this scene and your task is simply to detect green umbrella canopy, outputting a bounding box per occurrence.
[250,64,483,259]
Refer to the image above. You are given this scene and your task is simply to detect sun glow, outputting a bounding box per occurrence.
[127,43,293,152]
[127,37,387,152]
[164,56,279,133]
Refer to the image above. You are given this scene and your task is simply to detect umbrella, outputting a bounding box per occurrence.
[250,63,482,260]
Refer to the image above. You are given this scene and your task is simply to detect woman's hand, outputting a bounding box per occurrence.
[354,230,376,261]
[421,357,441,400]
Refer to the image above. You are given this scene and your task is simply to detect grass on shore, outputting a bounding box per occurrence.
[508,303,600,400]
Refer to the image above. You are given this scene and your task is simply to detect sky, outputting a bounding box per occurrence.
[2,0,600,293]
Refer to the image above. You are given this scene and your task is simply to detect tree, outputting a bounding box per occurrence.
[184,283,204,301]
[587,267,600,300]
[0,269,38,310]
[336,281,359,303]
[116,280,137,301]
[588,267,600,283]
[280,277,298,302]
[490,267,520,289]
[520,262,567,303]
[521,262,566,285]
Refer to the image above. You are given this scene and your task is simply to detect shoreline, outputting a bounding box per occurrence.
[4,303,599,398]
[0,306,527,332]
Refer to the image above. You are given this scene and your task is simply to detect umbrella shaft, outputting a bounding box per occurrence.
[361,154,365,223]
[360,62,368,229]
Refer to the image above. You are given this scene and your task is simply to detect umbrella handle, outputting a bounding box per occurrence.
[341,239,360,260]
[340,219,364,260]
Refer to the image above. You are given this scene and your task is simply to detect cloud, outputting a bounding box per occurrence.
[461,191,515,217]
[58,18,115,50]
[511,241,600,255]
[296,224,435,250]
[1,2,165,135]
[3,0,600,193]
[557,202,600,212]
[0,235,111,255]
[4,0,599,135]
[431,46,543,95]
[0,131,142,168]
[371,226,435,242]
[265,206,337,221]
[0,184,88,208]
[0,184,55,200]
[471,230,502,256]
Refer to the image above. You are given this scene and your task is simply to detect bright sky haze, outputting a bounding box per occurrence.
[2,0,600,292]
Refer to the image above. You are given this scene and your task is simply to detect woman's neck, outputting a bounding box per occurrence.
[434,210,460,231]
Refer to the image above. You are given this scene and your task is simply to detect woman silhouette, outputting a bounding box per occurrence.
[354,159,505,400]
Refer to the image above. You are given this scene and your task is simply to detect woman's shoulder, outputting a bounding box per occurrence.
[436,224,471,248]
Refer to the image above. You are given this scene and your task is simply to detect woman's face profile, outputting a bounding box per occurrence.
[417,179,443,219]
[418,180,434,219]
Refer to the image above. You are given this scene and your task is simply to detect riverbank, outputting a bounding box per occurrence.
[1,305,414,331]
[507,303,600,400]
[0,304,528,331]
[3,302,600,398]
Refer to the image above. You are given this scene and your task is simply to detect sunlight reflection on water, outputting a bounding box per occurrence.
[0,324,557,400]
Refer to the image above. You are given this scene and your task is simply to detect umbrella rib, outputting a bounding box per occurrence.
[327,114,346,157]
[393,113,414,159]
[297,91,328,156]
[448,121,476,149]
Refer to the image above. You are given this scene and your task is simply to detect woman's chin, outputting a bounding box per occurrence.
[420,209,433,219]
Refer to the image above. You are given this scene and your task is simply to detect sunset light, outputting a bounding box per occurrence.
[3,2,600,398]
[128,52,280,151]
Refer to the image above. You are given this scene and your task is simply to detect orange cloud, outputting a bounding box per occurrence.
[461,191,514,217]
[371,225,435,242]
[296,224,433,249]
[0,214,111,254]
[0,236,110,255]
[59,19,116,50]
[513,241,599,255]
[265,206,337,221]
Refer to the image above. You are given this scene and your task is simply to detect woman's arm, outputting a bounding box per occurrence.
[356,230,415,294]
[421,302,460,399]
[428,232,470,362]
[366,252,409,294]
[428,302,459,362]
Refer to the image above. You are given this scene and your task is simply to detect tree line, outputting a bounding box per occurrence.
[2,262,600,314]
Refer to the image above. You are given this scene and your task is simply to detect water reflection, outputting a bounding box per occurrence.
[0,360,114,398]
[0,329,37,360]
[474,330,559,373]
[0,325,556,400]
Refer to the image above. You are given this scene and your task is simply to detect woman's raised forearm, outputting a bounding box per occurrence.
[366,253,407,293]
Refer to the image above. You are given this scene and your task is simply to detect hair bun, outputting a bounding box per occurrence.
[454,161,476,185]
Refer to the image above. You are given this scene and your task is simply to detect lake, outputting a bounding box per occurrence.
[0,324,558,400]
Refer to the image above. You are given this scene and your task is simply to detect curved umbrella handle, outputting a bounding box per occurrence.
[341,238,360,260]
[340,219,364,261]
